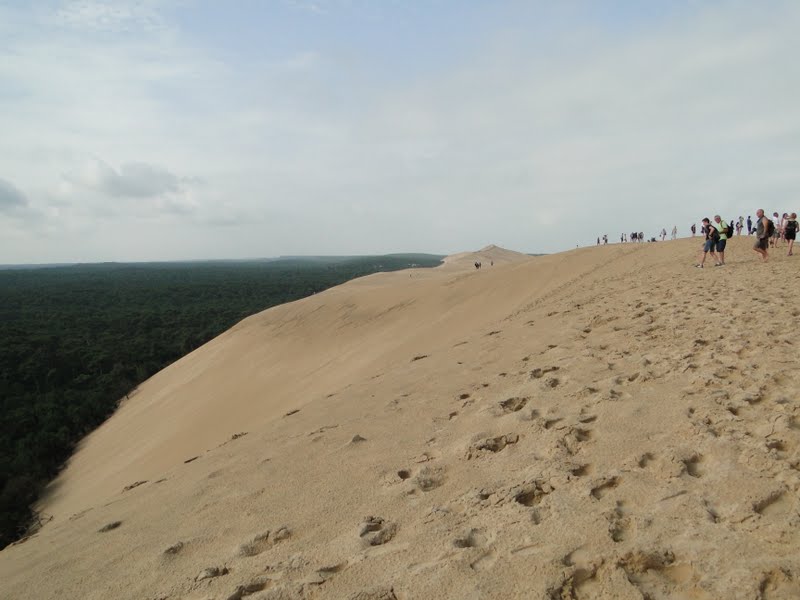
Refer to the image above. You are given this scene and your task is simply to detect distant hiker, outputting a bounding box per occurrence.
[691,223,696,237]
[603,234,608,244]
[711,215,729,266]
[782,213,789,244]
[696,217,719,268]
[738,216,745,235]
[771,212,782,247]
[597,237,600,246]
[785,213,798,256]
[639,232,644,243]
[753,209,771,262]
[735,221,742,236]
[671,225,678,240]
[747,215,753,235]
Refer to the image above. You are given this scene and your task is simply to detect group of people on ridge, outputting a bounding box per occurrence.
[697,210,798,267]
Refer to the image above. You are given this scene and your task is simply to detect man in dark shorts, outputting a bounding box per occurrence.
[752,209,770,262]
[711,215,729,266]
[696,217,719,268]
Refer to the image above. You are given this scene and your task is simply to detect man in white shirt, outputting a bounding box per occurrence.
[772,212,782,247]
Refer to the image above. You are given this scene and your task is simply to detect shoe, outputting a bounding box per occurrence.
[695,264,703,268]
[714,263,722,267]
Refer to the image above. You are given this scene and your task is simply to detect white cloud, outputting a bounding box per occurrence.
[52,0,167,32]
[65,159,183,198]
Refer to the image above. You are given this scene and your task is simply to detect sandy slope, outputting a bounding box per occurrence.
[2,238,800,600]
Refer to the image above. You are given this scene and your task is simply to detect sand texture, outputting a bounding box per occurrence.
[2,238,800,599]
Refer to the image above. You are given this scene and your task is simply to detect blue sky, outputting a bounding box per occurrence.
[1,0,799,262]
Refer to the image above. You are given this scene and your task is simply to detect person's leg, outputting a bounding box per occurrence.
[753,240,764,260]
[788,238,794,256]
[698,244,708,267]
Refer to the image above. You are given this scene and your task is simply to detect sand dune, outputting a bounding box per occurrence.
[2,238,800,600]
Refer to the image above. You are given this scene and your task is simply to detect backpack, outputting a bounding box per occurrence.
[766,219,775,236]
[725,223,734,237]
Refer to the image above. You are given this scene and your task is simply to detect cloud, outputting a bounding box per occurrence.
[65,159,185,199]
[0,178,29,211]
[52,0,166,32]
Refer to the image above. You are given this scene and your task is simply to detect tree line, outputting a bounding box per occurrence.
[0,254,442,548]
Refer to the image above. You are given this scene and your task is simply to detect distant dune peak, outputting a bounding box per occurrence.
[442,245,530,268]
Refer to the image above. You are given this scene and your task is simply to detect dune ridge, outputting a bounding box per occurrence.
[2,238,800,600]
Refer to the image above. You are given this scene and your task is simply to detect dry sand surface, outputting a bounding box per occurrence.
[2,238,800,600]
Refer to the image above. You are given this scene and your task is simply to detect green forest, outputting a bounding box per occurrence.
[0,254,442,548]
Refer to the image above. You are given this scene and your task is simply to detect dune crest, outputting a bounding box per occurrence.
[2,237,800,600]
[440,244,529,269]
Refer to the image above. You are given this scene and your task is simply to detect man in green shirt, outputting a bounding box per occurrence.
[711,215,729,266]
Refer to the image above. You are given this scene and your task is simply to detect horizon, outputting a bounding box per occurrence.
[2,1,799,263]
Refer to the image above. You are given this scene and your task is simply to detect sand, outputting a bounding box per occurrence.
[1,238,800,599]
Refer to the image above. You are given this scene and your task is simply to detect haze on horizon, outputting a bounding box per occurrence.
[1,0,799,264]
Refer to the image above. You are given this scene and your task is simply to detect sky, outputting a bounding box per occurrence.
[1,0,799,263]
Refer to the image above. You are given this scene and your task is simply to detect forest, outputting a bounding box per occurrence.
[0,254,442,548]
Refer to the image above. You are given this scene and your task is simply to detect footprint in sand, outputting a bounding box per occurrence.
[303,562,348,586]
[607,501,630,542]
[414,465,446,492]
[163,541,185,556]
[359,516,398,546]
[98,521,122,533]
[498,396,529,413]
[637,452,655,468]
[570,464,593,477]
[754,489,793,518]
[236,526,291,557]
[466,433,519,459]
[683,454,704,478]
[453,528,487,549]
[196,566,229,581]
[122,480,148,492]
[512,480,554,507]
[224,576,273,599]
[530,366,559,380]
[759,568,800,599]
[590,476,620,500]
[618,550,705,600]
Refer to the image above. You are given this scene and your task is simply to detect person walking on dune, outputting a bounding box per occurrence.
[671,225,678,240]
[785,212,798,256]
[696,218,719,268]
[747,215,753,235]
[753,209,771,262]
[771,212,782,247]
[711,215,729,266]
